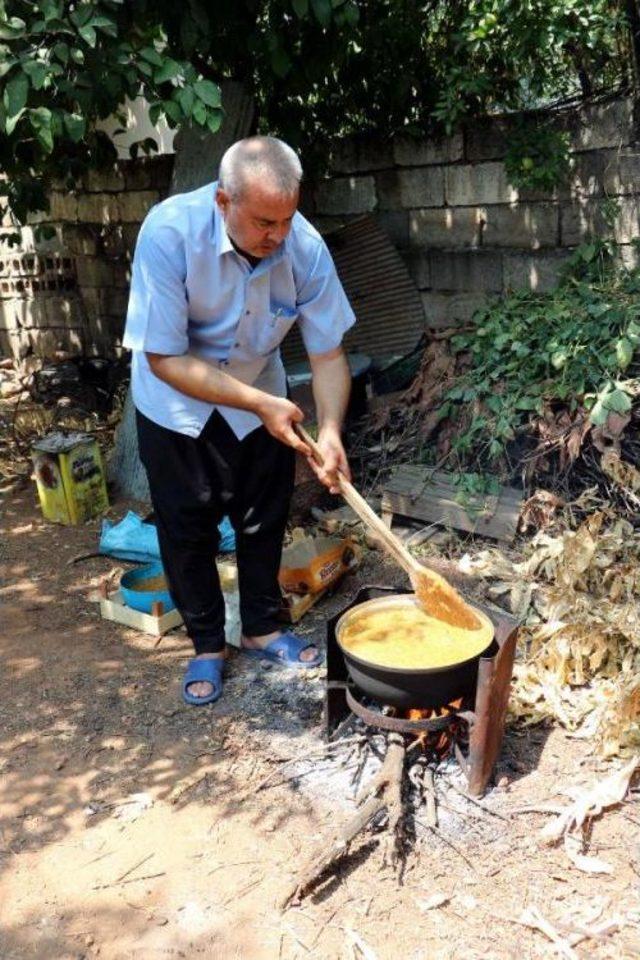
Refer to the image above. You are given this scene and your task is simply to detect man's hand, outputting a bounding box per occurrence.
[255,394,310,456]
[309,424,351,494]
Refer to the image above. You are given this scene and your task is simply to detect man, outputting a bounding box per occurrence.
[123,136,355,705]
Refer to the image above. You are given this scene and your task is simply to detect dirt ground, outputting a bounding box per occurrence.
[2,485,640,960]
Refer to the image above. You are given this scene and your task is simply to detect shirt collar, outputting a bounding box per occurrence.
[213,197,235,258]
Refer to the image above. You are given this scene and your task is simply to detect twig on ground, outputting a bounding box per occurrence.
[444,779,509,821]
[115,852,154,884]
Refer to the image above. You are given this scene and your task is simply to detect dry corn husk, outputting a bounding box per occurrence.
[461,509,640,756]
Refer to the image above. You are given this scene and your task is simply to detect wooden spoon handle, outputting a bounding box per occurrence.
[295,424,418,578]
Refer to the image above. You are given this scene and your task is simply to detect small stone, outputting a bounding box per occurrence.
[85,935,94,947]
[260,661,274,671]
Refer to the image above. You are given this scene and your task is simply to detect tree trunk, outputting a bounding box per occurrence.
[108,82,255,500]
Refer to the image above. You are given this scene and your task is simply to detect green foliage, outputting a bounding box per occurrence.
[0,0,222,224]
[504,122,571,192]
[0,0,633,224]
[444,242,640,464]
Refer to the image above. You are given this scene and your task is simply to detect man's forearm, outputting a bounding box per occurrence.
[146,352,268,415]
[309,348,351,432]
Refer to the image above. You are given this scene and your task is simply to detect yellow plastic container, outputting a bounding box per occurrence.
[32,431,109,525]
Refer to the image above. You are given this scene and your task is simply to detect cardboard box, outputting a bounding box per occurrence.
[279,534,359,596]
[32,431,109,525]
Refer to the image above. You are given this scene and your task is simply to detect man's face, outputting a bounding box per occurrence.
[216,181,299,259]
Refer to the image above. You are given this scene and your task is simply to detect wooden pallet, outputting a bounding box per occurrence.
[381,465,523,542]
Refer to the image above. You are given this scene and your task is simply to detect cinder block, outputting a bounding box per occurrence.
[77,193,120,224]
[331,136,394,174]
[561,197,640,246]
[398,168,445,208]
[83,165,126,192]
[377,168,445,210]
[118,190,159,223]
[44,296,84,328]
[393,133,464,166]
[568,152,606,200]
[464,117,512,162]
[569,97,635,152]
[315,176,377,215]
[409,208,481,248]
[374,210,409,248]
[122,156,174,192]
[0,297,47,330]
[76,256,115,287]
[403,250,431,289]
[420,291,488,328]
[602,148,640,196]
[618,243,640,270]
[480,204,559,249]
[503,252,569,292]
[61,225,98,256]
[428,250,503,292]
[446,163,518,206]
[49,192,80,221]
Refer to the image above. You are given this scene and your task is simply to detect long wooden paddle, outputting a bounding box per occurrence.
[295,424,481,631]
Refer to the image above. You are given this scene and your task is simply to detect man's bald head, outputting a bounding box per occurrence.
[218,136,302,200]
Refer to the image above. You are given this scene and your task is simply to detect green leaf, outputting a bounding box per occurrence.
[4,72,28,118]
[206,111,222,135]
[177,85,195,116]
[615,337,634,370]
[0,56,16,78]
[140,46,164,67]
[23,60,48,90]
[70,47,84,64]
[193,79,221,107]
[5,108,24,134]
[53,42,69,64]
[0,16,26,40]
[29,106,54,152]
[604,388,632,415]
[311,0,332,25]
[63,112,85,142]
[78,25,97,47]
[162,99,181,124]
[148,101,163,126]
[192,99,206,125]
[292,0,309,16]
[154,59,181,84]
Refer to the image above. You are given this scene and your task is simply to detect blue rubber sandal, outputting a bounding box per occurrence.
[182,657,224,706]
[242,630,323,669]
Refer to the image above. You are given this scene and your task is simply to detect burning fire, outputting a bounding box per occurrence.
[399,698,465,758]
[404,697,463,721]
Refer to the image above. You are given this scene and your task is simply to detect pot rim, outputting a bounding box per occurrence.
[335,592,495,676]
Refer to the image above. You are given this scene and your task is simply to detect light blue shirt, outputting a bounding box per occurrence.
[123,181,356,440]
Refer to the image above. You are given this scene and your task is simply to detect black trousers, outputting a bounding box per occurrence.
[136,409,295,655]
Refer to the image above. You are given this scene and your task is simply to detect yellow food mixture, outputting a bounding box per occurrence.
[340,602,493,669]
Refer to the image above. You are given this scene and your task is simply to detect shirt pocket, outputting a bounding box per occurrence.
[255,306,298,357]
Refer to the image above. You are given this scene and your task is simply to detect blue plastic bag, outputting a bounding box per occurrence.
[99,510,235,562]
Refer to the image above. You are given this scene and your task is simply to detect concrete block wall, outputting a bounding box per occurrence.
[306,97,640,329]
[0,97,638,357]
[0,157,172,358]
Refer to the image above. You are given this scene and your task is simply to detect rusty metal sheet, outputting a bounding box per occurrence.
[281,215,426,365]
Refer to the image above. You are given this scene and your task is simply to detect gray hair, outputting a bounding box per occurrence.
[218,136,302,198]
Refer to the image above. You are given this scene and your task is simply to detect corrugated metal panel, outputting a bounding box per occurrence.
[281,215,426,366]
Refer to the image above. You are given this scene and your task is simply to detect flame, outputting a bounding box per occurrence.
[404,697,463,721]
[400,698,465,757]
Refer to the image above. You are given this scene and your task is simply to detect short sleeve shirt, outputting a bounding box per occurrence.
[122,182,356,440]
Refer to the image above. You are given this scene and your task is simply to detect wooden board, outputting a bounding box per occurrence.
[381,465,523,542]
